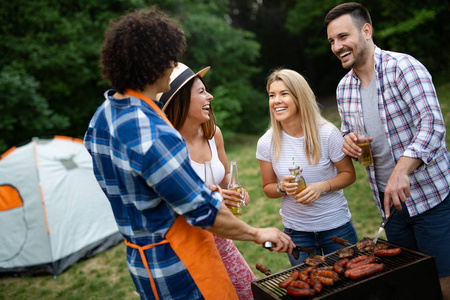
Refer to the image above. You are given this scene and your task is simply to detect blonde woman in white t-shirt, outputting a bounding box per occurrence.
[256,68,358,266]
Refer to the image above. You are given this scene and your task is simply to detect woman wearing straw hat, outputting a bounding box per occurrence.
[159,63,257,300]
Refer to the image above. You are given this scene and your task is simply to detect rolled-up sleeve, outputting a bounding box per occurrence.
[395,56,445,164]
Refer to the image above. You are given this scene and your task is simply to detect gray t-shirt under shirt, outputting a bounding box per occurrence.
[360,72,395,192]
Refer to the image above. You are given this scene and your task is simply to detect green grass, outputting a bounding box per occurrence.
[2,82,450,298]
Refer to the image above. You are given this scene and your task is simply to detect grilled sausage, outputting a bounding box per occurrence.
[256,263,271,275]
[278,276,296,288]
[298,272,308,281]
[278,270,301,288]
[314,269,339,282]
[288,280,311,289]
[298,266,313,281]
[305,278,323,294]
[347,255,376,269]
[345,263,385,279]
[375,248,402,257]
[334,258,349,274]
[290,270,300,281]
[345,255,375,269]
[317,266,334,271]
[310,272,335,286]
[286,286,316,297]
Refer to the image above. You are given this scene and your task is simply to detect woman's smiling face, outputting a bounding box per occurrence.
[188,77,213,124]
[268,80,298,123]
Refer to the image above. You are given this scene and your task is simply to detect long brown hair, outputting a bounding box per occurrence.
[266,69,326,165]
[164,76,217,139]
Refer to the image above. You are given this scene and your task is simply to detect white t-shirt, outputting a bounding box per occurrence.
[256,122,352,232]
[190,137,226,191]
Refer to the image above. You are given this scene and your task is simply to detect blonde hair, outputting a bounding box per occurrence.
[266,69,325,165]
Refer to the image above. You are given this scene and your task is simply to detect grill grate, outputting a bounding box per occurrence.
[251,239,441,300]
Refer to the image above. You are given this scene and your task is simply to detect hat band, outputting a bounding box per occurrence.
[159,67,195,105]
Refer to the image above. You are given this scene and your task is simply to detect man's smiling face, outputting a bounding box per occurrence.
[327,14,370,70]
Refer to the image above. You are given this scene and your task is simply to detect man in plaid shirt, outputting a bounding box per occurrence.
[325,2,450,299]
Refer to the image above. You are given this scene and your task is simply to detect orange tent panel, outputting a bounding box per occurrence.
[0,185,23,211]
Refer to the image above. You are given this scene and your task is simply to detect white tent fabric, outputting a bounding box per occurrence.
[0,136,122,276]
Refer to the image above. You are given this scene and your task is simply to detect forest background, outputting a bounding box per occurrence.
[2,1,450,298]
[1,0,449,152]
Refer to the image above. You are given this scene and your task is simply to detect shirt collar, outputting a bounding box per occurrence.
[103,89,164,109]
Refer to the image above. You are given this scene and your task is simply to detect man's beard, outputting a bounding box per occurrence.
[346,35,369,70]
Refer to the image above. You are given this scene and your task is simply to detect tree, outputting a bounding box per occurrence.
[177,1,264,137]
[0,0,264,152]
[285,0,450,82]
[0,64,69,150]
[0,0,132,152]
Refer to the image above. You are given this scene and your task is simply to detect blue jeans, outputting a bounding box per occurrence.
[380,192,450,277]
[284,221,358,266]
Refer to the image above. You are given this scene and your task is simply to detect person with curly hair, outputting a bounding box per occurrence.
[84,8,294,300]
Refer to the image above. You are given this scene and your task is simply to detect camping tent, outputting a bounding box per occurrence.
[0,136,122,276]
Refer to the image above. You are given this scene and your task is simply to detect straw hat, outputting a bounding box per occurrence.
[158,62,210,111]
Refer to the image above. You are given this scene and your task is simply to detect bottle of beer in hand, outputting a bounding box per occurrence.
[204,161,219,193]
[353,113,373,166]
[227,161,243,216]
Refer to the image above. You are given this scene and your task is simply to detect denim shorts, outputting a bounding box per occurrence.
[284,221,358,266]
[381,192,450,277]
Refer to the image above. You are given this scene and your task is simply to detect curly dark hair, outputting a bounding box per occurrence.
[100,8,187,93]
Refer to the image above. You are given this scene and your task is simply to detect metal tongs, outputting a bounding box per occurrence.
[373,206,397,244]
[264,241,315,260]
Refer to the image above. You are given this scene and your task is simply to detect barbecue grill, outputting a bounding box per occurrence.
[251,239,442,300]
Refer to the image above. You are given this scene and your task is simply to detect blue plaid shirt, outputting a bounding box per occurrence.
[84,90,222,299]
[337,46,450,217]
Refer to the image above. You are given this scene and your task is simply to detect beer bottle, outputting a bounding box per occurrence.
[204,161,219,192]
[227,161,243,216]
[353,113,373,166]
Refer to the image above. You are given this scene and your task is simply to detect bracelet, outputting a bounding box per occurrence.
[326,180,332,192]
[277,182,286,194]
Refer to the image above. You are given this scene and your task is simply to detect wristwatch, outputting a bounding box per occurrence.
[277,182,286,194]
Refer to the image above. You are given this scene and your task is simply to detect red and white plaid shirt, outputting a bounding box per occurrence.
[336,46,450,217]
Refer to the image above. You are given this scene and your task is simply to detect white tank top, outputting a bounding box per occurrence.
[190,137,226,187]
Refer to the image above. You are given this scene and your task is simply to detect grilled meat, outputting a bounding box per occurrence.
[356,237,375,253]
[373,243,389,251]
[336,247,354,258]
[304,255,325,267]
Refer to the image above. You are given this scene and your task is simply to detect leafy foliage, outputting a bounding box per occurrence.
[283,0,450,81]
[0,0,448,153]
[0,64,70,150]
[0,0,264,152]
[0,0,131,151]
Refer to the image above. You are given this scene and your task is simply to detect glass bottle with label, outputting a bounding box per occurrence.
[227,161,243,216]
[289,165,306,194]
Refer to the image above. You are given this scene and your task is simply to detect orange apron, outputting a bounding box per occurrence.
[124,89,238,300]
